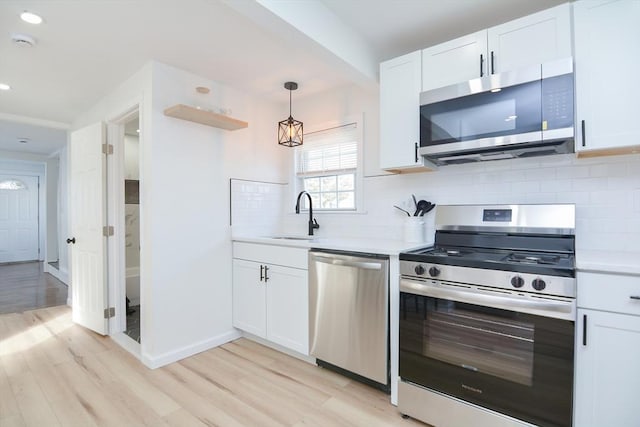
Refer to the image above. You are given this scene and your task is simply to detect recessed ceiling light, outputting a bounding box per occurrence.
[20,11,43,25]
[0,83,11,91]
[18,138,30,144]
[136,129,140,133]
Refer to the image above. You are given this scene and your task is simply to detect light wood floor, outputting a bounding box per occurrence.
[0,262,68,315]
[0,306,426,427]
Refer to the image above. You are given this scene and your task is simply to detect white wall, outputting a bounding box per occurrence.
[124,134,139,180]
[45,156,59,263]
[57,145,69,284]
[124,134,140,272]
[281,85,640,255]
[74,60,286,367]
[144,61,285,365]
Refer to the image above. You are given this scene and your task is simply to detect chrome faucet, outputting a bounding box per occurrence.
[295,191,320,236]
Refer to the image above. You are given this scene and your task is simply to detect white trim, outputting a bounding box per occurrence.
[105,102,141,340]
[111,332,141,359]
[141,329,242,369]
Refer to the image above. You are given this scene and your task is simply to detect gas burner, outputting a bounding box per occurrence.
[431,248,471,257]
[505,253,560,265]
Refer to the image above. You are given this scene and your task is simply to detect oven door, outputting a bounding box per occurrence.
[399,278,575,427]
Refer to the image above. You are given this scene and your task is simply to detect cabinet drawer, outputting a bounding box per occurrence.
[233,242,308,270]
[577,271,640,316]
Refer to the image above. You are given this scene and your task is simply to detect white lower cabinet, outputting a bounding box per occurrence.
[232,242,309,355]
[574,271,640,427]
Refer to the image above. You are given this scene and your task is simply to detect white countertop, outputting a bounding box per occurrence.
[576,250,640,275]
[232,235,432,256]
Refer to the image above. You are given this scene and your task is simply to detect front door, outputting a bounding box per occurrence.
[69,122,109,335]
[0,174,39,263]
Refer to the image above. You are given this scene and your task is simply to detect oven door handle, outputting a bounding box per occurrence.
[400,279,575,321]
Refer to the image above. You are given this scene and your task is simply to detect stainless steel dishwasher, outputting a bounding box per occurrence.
[309,249,389,391]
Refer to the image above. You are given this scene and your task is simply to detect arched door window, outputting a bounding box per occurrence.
[0,179,28,190]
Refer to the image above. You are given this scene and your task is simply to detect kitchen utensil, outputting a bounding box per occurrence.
[412,194,418,210]
[394,205,411,217]
[415,200,429,216]
[421,203,436,215]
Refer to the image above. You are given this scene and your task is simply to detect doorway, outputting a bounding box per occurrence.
[0,174,39,263]
[122,115,141,343]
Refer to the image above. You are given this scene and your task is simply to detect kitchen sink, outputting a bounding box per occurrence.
[269,235,315,241]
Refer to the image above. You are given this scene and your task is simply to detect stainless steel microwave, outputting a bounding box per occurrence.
[419,58,574,166]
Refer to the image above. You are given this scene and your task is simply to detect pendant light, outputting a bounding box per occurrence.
[278,81,303,147]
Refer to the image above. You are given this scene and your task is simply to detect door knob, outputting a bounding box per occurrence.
[66,237,76,244]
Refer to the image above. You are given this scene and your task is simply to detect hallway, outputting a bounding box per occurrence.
[0,262,68,314]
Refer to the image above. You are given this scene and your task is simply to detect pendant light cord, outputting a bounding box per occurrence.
[289,88,292,117]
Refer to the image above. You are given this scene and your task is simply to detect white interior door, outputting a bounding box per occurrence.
[0,175,39,263]
[69,122,108,335]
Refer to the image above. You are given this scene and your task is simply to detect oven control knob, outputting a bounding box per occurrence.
[428,267,441,277]
[532,278,546,291]
[414,265,426,275]
[511,276,525,288]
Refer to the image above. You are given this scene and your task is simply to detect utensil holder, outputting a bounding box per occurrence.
[404,217,426,243]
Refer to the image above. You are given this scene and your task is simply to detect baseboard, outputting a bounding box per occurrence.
[46,265,69,285]
[140,329,242,369]
[241,332,315,365]
[111,332,141,359]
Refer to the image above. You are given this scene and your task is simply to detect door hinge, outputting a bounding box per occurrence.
[104,307,115,319]
[102,143,114,155]
[103,225,114,237]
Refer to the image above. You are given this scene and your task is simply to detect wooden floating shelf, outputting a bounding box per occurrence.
[163,104,248,131]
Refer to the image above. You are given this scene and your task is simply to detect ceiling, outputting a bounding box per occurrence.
[0,0,565,156]
[0,119,67,155]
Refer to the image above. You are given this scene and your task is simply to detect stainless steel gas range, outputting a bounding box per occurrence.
[398,204,576,427]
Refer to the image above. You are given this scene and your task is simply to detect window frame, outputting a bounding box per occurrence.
[291,114,364,214]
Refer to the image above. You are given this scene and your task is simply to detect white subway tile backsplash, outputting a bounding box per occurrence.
[571,177,608,192]
[512,181,540,194]
[556,191,590,205]
[557,165,590,179]
[230,179,284,237]
[524,168,556,181]
[243,154,640,252]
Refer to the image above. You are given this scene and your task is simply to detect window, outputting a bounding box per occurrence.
[0,179,27,190]
[295,122,359,211]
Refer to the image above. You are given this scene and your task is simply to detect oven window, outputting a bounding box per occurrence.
[424,299,534,386]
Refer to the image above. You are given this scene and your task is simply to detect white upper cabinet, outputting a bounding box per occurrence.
[380,50,431,171]
[421,31,487,92]
[487,4,571,75]
[421,4,571,92]
[574,0,640,155]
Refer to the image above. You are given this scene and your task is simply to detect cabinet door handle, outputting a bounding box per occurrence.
[480,54,484,77]
[264,266,269,283]
[260,265,264,282]
[414,142,418,163]
[581,120,586,147]
[582,314,587,346]
[630,295,640,300]
[490,51,495,75]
